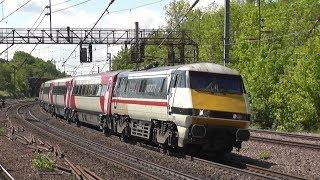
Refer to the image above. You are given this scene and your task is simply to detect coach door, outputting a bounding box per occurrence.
[168,70,186,116]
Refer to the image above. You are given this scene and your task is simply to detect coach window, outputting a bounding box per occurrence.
[92,85,98,96]
[75,86,80,95]
[62,86,67,95]
[86,85,90,96]
[126,79,139,98]
[92,85,97,96]
[139,79,147,93]
[79,85,84,96]
[73,86,78,95]
[96,84,102,96]
[86,85,91,96]
[87,85,92,96]
[87,85,91,96]
[119,78,128,96]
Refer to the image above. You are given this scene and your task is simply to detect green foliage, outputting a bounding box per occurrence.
[0,127,4,136]
[32,154,54,171]
[259,150,271,160]
[111,0,320,132]
[0,51,65,97]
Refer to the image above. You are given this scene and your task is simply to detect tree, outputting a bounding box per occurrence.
[0,51,65,97]
[111,0,320,132]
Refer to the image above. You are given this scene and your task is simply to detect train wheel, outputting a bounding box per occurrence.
[73,113,81,127]
[120,126,131,143]
[63,109,68,120]
[102,126,111,136]
[160,143,173,156]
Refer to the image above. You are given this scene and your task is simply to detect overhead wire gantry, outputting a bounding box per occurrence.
[0,26,199,65]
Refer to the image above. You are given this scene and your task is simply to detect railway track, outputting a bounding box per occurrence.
[33,104,308,180]
[249,128,320,150]
[13,103,201,180]
[250,128,320,141]
[0,164,14,180]
[249,136,320,150]
[191,157,306,180]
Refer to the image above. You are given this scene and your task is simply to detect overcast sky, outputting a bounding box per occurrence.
[0,0,225,75]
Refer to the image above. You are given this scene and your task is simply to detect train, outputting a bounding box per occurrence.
[39,63,251,155]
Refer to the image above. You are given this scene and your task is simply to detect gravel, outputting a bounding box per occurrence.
[31,104,260,180]
[1,103,147,180]
[230,138,320,179]
[2,101,319,179]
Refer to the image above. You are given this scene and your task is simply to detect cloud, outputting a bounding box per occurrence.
[23,1,43,13]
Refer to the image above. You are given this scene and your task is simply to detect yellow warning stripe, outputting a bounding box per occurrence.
[191,90,247,114]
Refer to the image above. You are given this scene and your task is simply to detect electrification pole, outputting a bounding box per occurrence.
[223,0,230,66]
[46,0,52,37]
[258,0,261,48]
[2,1,8,61]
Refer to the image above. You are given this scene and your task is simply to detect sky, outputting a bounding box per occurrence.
[0,0,225,75]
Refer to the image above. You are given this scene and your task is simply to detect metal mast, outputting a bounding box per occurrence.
[223,0,230,66]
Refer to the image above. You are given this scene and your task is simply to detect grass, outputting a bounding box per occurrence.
[259,150,271,160]
[0,127,4,136]
[32,154,54,171]
[0,91,9,98]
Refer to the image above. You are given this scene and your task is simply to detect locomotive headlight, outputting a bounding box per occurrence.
[233,114,243,120]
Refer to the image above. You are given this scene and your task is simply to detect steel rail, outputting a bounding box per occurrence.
[27,110,199,180]
[15,103,200,180]
[8,103,161,180]
[191,157,305,180]
[0,164,14,180]
[191,157,276,180]
[34,103,308,180]
[244,163,306,180]
[249,128,320,141]
[33,104,304,180]
[250,136,320,150]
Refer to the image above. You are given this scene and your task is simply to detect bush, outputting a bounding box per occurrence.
[259,150,271,160]
[0,127,4,136]
[32,154,54,171]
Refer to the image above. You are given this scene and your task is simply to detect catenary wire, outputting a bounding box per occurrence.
[52,0,93,13]
[30,7,46,29]
[52,0,74,6]
[0,0,32,23]
[157,0,199,47]
[63,0,168,71]
[63,0,116,67]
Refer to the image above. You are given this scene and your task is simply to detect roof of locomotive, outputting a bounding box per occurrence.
[42,76,72,86]
[42,63,239,84]
[42,71,122,85]
[120,63,240,76]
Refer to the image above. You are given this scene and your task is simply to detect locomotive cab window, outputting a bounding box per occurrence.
[169,71,186,89]
[189,71,244,94]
